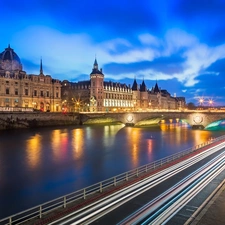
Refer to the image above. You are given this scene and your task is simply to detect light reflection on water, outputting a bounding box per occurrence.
[0,124,224,218]
[71,128,84,160]
[26,134,42,169]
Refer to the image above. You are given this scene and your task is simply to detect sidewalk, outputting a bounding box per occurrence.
[189,180,225,225]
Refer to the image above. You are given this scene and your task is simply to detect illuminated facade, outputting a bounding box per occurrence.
[0,45,61,112]
[62,59,186,112]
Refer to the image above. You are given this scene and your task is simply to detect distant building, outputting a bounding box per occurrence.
[0,45,61,112]
[61,59,186,112]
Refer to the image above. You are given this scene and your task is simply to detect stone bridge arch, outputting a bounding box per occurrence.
[79,111,225,128]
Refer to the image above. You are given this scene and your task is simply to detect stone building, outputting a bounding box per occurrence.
[0,45,61,112]
[62,59,185,112]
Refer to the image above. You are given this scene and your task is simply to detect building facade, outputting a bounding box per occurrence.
[62,59,186,112]
[0,45,61,112]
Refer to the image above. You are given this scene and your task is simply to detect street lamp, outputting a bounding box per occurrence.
[199,98,204,106]
[208,99,213,107]
[76,102,80,112]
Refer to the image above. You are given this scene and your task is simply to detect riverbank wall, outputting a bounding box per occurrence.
[0,112,80,130]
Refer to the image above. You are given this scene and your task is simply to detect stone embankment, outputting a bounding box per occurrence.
[0,112,80,130]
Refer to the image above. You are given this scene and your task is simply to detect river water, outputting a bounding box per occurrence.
[0,123,224,218]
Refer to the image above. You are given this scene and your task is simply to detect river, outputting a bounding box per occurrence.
[0,123,224,218]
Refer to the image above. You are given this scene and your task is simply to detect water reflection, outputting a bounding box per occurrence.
[1,124,225,219]
[26,134,42,169]
[147,139,153,154]
[51,130,63,161]
[72,129,84,160]
[126,127,142,167]
[102,125,124,147]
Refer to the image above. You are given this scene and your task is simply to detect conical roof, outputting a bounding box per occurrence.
[132,78,138,90]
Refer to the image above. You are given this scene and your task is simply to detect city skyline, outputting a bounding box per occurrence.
[1,0,225,105]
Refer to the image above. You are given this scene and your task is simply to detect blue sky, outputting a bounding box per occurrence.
[1,0,225,106]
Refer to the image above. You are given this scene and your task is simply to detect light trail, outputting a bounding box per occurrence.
[136,151,225,224]
[48,142,225,225]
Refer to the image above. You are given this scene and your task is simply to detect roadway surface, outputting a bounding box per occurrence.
[45,141,225,225]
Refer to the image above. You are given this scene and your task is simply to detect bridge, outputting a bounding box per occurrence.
[79,110,225,129]
[1,136,225,225]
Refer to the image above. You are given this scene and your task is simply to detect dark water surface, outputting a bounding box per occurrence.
[0,124,224,218]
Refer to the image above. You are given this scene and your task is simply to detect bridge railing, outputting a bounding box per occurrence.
[1,134,225,225]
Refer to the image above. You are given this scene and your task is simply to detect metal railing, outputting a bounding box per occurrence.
[1,135,225,225]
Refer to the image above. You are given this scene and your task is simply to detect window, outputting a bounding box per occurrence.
[14,99,19,107]
[15,89,18,95]
[40,91,44,97]
[6,81,9,85]
[34,90,37,96]
[15,82,18,85]
[25,89,28,96]
[6,88,9,94]
[46,91,49,97]
[56,92,59,98]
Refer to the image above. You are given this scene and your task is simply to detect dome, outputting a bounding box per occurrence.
[0,45,23,71]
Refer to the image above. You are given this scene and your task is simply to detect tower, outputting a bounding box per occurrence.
[131,77,140,110]
[90,58,104,112]
[140,79,148,108]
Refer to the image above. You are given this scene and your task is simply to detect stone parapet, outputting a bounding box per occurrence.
[0,112,80,130]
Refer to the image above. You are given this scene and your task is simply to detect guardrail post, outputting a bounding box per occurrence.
[39,205,42,218]
[126,173,128,181]
[114,177,116,186]
[64,196,66,208]
[136,169,138,177]
[100,182,102,193]
[83,188,86,199]
[9,217,12,225]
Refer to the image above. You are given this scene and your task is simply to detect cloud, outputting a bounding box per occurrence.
[12,26,98,76]
[103,29,225,88]
[7,24,225,93]
[138,33,161,46]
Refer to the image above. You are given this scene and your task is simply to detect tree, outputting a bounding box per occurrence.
[187,102,196,110]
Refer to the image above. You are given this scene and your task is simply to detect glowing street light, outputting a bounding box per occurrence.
[208,99,213,107]
[199,98,204,106]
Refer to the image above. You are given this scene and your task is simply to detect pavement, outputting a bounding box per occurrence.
[189,179,225,225]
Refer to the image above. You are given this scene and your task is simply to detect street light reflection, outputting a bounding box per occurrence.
[26,134,41,169]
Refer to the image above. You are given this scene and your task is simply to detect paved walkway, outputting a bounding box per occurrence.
[189,180,225,225]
